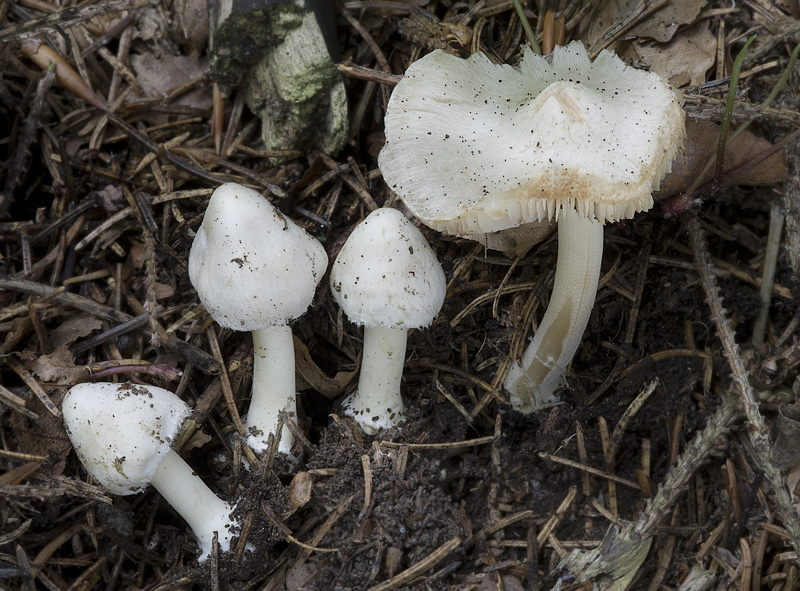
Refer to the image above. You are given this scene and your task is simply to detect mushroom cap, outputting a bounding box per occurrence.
[379,41,686,235]
[62,382,190,495]
[189,183,328,331]
[330,207,446,328]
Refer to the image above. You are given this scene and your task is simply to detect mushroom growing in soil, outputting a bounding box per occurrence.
[379,41,685,412]
[62,382,236,562]
[189,183,328,454]
[330,207,446,434]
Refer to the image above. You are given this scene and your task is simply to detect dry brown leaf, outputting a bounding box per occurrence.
[287,471,313,516]
[31,346,88,385]
[152,282,175,300]
[294,336,357,398]
[130,53,212,112]
[582,0,706,51]
[776,0,799,19]
[633,21,716,88]
[286,564,319,591]
[0,462,42,485]
[630,0,707,42]
[173,0,208,57]
[182,429,213,452]
[654,120,789,201]
[99,185,126,214]
[128,241,147,269]
[135,7,170,46]
[48,315,103,349]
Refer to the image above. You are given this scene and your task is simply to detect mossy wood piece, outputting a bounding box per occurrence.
[209,0,348,159]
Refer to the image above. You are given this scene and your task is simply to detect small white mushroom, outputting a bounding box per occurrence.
[330,207,446,434]
[62,382,236,562]
[189,183,328,454]
[379,41,685,412]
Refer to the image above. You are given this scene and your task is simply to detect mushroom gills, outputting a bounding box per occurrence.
[504,206,603,412]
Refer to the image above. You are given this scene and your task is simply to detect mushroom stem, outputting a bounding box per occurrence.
[248,325,296,453]
[344,325,407,434]
[504,206,604,412]
[150,449,235,560]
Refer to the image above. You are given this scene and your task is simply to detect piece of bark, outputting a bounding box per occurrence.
[209,0,347,158]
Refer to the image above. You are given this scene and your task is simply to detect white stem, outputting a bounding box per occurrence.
[151,449,235,562]
[504,206,604,413]
[344,324,407,434]
[247,325,297,454]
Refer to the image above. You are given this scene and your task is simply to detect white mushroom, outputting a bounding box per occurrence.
[189,183,328,454]
[330,207,446,434]
[62,382,236,562]
[379,41,685,412]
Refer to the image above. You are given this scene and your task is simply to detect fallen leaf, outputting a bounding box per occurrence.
[582,0,704,50]
[634,21,716,88]
[468,220,553,258]
[99,185,126,214]
[287,471,312,516]
[48,315,102,349]
[130,53,212,123]
[127,241,147,269]
[654,120,788,201]
[32,346,88,385]
[385,546,402,578]
[173,0,208,57]
[182,429,213,452]
[134,7,170,47]
[286,563,318,591]
[630,0,707,43]
[152,282,175,300]
[294,336,357,398]
[0,462,42,485]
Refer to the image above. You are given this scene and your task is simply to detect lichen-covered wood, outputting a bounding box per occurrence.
[209,0,348,159]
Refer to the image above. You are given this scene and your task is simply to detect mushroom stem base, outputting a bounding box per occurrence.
[504,206,604,413]
[248,325,297,454]
[344,325,407,434]
[151,449,236,562]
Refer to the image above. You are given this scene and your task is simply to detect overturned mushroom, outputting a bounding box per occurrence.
[379,41,685,411]
[63,382,236,562]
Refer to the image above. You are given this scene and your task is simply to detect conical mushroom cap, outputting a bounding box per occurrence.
[189,183,328,331]
[379,41,686,235]
[63,383,190,495]
[330,208,446,328]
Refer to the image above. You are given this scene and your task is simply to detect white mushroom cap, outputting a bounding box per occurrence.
[189,183,328,331]
[330,208,446,328]
[62,382,190,495]
[379,41,686,235]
